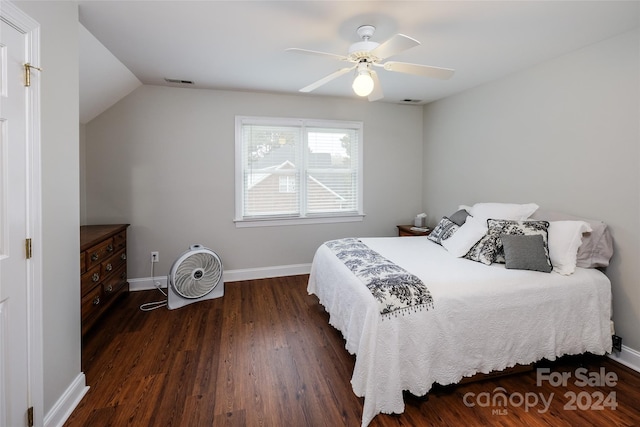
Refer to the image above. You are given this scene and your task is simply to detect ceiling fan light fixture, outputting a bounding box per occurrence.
[288,24,454,102]
[352,64,374,97]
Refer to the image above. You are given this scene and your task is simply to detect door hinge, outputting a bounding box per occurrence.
[25,238,32,259]
[27,406,34,427]
[24,63,42,87]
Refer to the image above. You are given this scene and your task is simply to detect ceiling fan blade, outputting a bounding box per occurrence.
[285,48,348,62]
[299,66,355,93]
[383,61,455,80]
[368,71,384,102]
[370,34,420,61]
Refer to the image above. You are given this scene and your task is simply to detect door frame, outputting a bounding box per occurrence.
[0,1,43,425]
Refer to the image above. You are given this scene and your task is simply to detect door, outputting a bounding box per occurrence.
[0,2,42,426]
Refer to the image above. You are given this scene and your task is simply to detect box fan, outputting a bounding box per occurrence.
[168,244,224,309]
[141,244,224,311]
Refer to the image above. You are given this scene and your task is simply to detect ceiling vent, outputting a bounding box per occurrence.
[164,78,194,85]
[402,99,422,103]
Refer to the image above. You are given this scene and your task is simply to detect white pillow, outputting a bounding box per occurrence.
[442,216,488,257]
[463,202,539,221]
[548,220,592,275]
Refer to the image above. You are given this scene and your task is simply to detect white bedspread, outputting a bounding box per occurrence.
[307,236,612,427]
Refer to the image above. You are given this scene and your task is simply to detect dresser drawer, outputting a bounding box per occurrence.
[102,265,127,299]
[85,238,115,271]
[81,265,102,297]
[113,230,127,252]
[80,252,86,274]
[102,248,126,276]
[81,286,103,326]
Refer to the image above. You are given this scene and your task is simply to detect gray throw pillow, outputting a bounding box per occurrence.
[449,209,470,226]
[501,234,552,273]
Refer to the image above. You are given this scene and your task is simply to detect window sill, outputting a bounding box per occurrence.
[234,214,365,228]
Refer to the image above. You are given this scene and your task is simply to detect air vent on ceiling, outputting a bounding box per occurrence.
[164,78,194,85]
[402,99,422,103]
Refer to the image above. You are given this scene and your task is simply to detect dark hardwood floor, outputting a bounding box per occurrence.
[66,275,640,426]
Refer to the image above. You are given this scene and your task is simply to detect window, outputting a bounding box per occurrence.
[279,176,296,193]
[235,116,364,226]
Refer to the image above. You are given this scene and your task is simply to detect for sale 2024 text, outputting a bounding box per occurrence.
[463,367,618,415]
[537,367,618,411]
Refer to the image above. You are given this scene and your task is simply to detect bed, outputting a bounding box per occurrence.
[307,203,613,427]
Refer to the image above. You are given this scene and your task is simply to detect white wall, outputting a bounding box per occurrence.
[15,0,82,418]
[80,123,87,224]
[84,87,424,279]
[423,30,640,352]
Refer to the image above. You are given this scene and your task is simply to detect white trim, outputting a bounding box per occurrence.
[235,213,364,228]
[43,373,88,427]
[0,3,44,426]
[1,1,38,30]
[608,344,640,373]
[128,275,168,291]
[129,263,312,292]
[0,299,7,426]
[223,263,311,282]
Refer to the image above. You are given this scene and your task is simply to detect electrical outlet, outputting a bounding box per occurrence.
[612,335,622,352]
[151,251,159,263]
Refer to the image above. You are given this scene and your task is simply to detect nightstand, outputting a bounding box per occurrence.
[397,224,431,237]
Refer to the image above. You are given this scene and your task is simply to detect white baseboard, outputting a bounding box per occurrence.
[608,344,640,373]
[128,275,168,291]
[223,263,312,282]
[44,372,89,427]
[129,263,312,291]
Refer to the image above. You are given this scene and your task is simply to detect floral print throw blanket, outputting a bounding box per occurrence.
[325,238,434,318]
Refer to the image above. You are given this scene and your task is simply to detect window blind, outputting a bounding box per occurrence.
[236,117,363,223]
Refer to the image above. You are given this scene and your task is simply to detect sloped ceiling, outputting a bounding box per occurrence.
[78,1,640,122]
[79,23,141,124]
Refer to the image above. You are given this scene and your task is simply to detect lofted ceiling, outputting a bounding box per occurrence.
[78,1,640,122]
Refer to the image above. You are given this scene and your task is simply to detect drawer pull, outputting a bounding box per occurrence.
[105,263,113,272]
[121,253,127,261]
[105,284,113,293]
[92,273,100,282]
[93,296,100,306]
[106,244,114,253]
[91,253,99,261]
[120,272,127,280]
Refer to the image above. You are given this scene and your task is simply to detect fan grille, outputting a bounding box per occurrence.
[171,251,222,299]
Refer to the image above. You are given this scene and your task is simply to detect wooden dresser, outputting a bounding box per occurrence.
[80,224,130,336]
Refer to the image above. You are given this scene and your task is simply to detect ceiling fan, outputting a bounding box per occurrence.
[286,25,455,101]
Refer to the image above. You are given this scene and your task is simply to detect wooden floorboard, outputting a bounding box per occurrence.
[65,275,640,426]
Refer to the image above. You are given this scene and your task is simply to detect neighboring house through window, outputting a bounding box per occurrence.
[279,175,296,193]
[235,116,364,226]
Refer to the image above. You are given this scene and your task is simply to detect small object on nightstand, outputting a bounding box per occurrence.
[397,224,431,237]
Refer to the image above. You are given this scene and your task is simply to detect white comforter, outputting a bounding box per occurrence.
[307,236,612,427]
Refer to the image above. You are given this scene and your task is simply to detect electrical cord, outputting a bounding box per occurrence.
[139,258,167,311]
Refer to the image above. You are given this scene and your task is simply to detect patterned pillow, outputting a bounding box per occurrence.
[463,230,499,265]
[427,217,459,245]
[463,219,552,266]
[488,219,551,264]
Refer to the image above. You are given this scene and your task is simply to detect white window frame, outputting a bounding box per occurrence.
[234,116,365,227]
